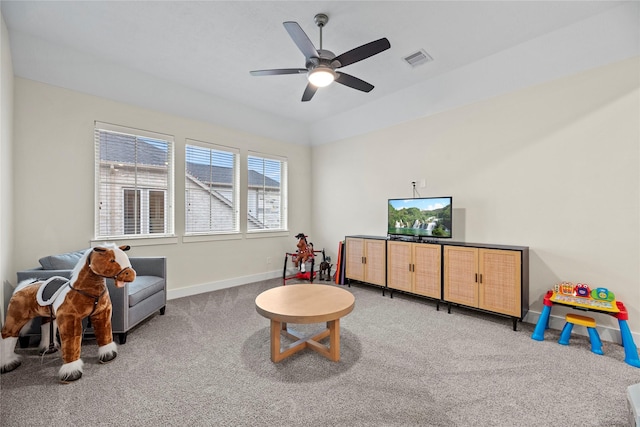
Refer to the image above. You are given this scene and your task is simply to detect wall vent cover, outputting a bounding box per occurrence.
[403,49,433,67]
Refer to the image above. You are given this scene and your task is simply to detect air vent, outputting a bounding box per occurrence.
[403,49,433,68]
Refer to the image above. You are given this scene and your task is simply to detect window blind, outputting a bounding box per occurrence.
[185,140,239,234]
[94,122,174,239]
[247,152,288,231]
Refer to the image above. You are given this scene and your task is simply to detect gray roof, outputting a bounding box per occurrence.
[188,164,279,188]
[100,133,279,188]
[99,133,167,166]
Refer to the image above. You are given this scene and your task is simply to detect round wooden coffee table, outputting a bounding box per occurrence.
[255,284,355,362]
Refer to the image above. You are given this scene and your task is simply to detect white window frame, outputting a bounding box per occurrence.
[94,121,175,240]
[247,152,288,233]
[185,139,240,236]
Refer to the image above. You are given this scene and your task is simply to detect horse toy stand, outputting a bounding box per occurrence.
[282,233,326,285]
[0,244,136,383]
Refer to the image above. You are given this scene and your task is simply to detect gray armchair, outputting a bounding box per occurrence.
[15,250,166,345]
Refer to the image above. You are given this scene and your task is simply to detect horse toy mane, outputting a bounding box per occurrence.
[0,244,136,383]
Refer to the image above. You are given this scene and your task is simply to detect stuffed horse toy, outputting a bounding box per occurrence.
[0,244,136,383]
[293,233,314,273]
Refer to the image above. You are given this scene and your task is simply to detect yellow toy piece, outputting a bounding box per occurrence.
[565,313,596,328]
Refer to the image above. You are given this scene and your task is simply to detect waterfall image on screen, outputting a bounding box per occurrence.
[388,197,452,238]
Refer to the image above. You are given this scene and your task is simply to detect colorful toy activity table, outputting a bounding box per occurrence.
[532,290,640,368]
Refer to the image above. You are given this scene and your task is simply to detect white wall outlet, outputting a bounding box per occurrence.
[420,178,426,188]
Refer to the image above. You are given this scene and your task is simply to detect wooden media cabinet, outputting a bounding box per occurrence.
[344,235,529,330]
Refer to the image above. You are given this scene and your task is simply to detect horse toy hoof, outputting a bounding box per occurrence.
[1,359,22,374]
[59,370,82,384]
[99,351,117,364]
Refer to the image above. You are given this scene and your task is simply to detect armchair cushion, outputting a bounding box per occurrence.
[38,250,87,270]
[128,276,165,307]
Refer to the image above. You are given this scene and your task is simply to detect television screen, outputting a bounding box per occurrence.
[388,197,452,238]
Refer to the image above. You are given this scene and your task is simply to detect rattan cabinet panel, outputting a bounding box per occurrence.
[388,241,441,299]
[345,236,386,287]
[444,245,527,327]
[443,246,478,306]
[479,249,521,317]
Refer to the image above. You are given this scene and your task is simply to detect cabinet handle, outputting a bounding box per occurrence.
[363,256,367,264]
[475,273,478,283]
[409,264,412,272]
[479,274,483,284]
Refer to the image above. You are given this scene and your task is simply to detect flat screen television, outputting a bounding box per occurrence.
[388,197,452,239]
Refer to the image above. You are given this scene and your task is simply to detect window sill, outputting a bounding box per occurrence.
[183,233,242,243]
[246,230,290,239]
[91,236,178,247]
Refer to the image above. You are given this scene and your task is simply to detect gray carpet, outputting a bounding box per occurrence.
[1,278,639,426]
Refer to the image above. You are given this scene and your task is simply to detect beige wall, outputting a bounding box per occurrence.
[1,13,15,322]
[311,57,640,333]
[6,46,640,336]
[12,79,311,295]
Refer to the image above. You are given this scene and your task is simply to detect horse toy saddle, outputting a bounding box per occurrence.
[36,276,70,306]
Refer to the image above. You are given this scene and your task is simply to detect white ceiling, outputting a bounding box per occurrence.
[1,1,638,145]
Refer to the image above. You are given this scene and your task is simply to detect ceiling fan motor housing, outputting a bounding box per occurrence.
[306,49,339,69]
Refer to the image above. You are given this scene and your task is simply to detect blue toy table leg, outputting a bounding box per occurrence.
[618,319,640,368]
[558,322,573,345]
[587,327,604,355]
[532,305,552,341]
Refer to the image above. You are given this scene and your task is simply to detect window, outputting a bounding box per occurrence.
[123,188,167,235]
[185,141,239,234]
[247,153,287,231]
[95,122,174,239]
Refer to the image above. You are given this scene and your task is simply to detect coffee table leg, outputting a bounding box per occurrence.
[270,320,282,363]
[268,319,343,362]
[328,319,340,361]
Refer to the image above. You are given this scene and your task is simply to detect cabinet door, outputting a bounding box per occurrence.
[444,246,478,307]
[387,241,412,292]
[345,238,364,282]
[414,244,441,299]
[478,249,521,317]
[364,239,386,286]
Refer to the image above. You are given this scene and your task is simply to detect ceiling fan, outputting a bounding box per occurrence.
[250,13,391,102]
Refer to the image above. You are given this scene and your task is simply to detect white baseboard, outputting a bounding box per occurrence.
[525,309,640,346]
[166,270,282,300]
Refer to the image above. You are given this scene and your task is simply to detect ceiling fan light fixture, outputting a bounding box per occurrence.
[308,67,335,87]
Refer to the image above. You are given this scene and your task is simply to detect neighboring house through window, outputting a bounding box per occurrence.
[185,141,239,234]
[247,153,287,232]
[95,122,174,239]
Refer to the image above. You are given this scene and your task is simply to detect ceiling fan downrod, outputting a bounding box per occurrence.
[314,13,328,50]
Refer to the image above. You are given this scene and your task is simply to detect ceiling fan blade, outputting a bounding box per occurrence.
[283,21,319,60]
[250,68,307,76]
[335,72,374,93]
[301,83,318,102]
[334,38,391,68]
